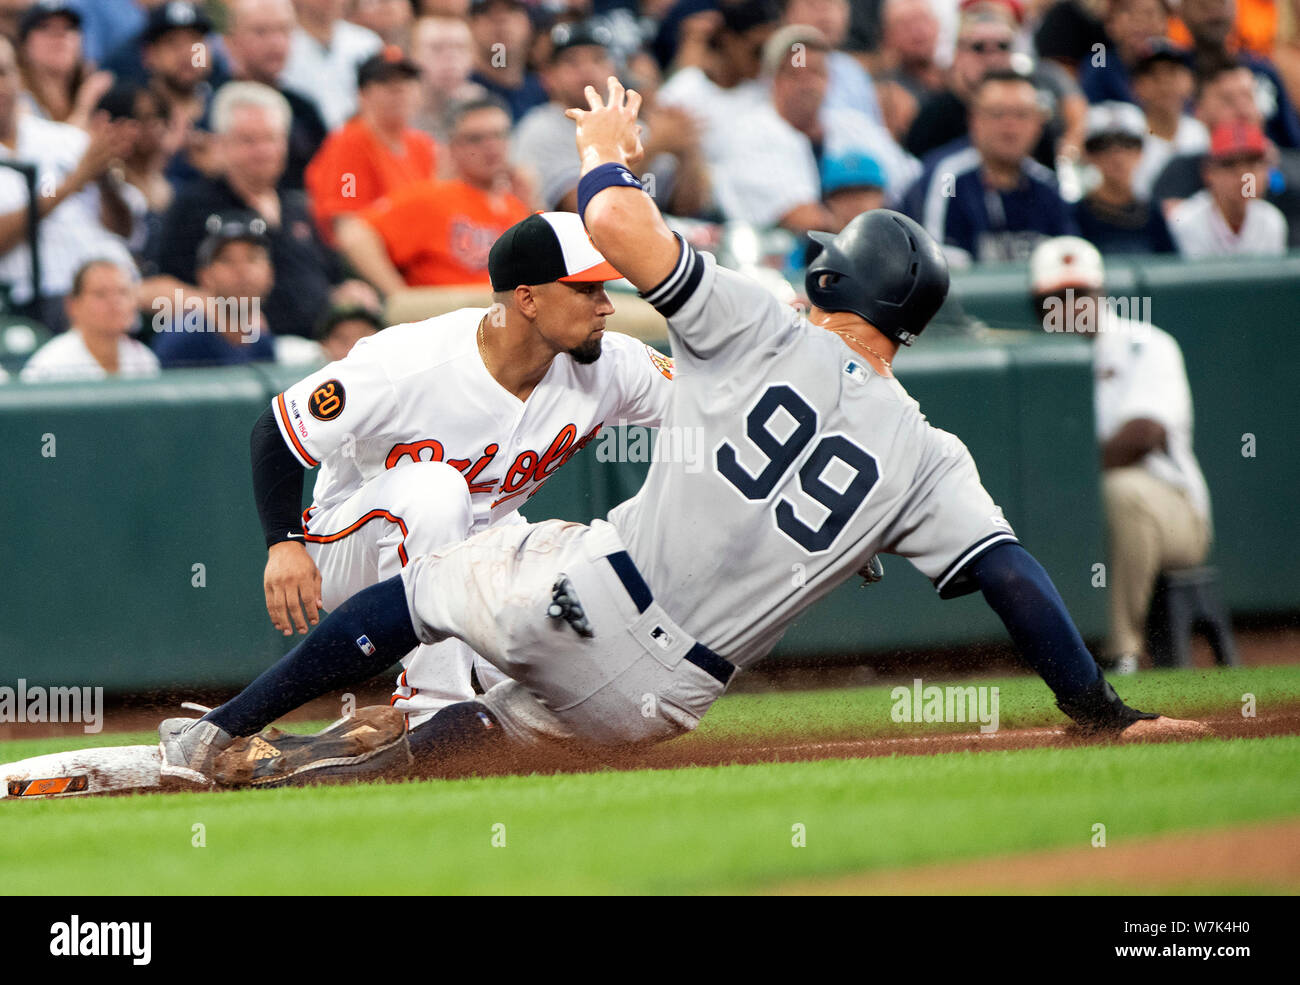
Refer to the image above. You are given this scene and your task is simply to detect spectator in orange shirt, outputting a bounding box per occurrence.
[334,97,530,293]
[304,44,438,244]
[1170,0,1276,58]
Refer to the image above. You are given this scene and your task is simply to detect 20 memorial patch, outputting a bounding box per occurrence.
[309,380,346,421]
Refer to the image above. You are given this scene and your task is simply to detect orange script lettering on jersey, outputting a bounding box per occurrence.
[385,424,602,504]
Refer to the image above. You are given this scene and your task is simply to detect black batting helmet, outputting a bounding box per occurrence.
[805,210,949,346]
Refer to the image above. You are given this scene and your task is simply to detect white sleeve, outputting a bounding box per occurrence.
[272,349,400,468]
[603,332,674,427]
[640,238,800,365]
[884,428,1019,598]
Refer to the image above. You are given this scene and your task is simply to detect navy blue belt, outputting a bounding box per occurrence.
[605,551,736,686]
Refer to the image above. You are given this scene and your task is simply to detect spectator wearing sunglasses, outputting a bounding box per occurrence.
[1072,101,1176,254]
[905,9,1086,170]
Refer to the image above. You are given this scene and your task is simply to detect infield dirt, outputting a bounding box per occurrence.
[767,817,1300,894]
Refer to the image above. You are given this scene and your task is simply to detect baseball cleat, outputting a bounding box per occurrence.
[1119,715,1213,741]
[212,705,411,787]
[158,717,235,784]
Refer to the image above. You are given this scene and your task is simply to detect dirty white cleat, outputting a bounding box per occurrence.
[1115,654,1139,676]
[1119,716,1213,741]
[158,717,234,784]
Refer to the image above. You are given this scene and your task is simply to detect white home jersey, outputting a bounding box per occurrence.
[272,308,673,528]
[608,244,1018,668]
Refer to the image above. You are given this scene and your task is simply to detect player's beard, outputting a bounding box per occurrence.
[567,335,603,365]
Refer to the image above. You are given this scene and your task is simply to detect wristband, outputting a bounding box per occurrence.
[577,162,642,219]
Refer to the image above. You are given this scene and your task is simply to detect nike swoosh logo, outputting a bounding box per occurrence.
[341,725,378,738]
[285,533,305,540]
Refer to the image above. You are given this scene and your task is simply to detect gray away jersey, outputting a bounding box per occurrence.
[607,241,1018,668]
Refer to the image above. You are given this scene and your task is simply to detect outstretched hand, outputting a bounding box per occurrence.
[566,76,645,171]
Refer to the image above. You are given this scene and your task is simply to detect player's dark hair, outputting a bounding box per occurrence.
[69,258,126,298]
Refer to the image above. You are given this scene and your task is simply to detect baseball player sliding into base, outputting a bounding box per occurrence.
[161,79,1206,786]
[255,210,674,729]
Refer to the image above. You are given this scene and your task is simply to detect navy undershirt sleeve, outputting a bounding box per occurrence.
[251,405,307,547]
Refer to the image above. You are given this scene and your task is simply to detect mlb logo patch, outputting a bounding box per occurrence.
[356,635,376,656]
[844,360,868,384]
[649,625,675,650]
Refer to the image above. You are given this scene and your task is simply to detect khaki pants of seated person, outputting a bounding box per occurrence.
[1103,466,1211,662]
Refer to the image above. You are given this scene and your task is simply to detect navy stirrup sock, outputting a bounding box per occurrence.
[204,576,420,737]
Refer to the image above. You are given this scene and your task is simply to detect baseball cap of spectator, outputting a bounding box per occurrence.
[358,45,421,87]
[315,304,385,343]
[488,212,622,291]
[18,0,82,42]
[761,25,829,77]
[1131,39,1192,78]
[958,0,1025,26]
[1030,236,1104,295]
[142,1,213,46]
[1083,101,1147,152]
[1208,121,1268,160]
[721,0,782,34]
[821,151,886,195]
[549,20,614,59]
[197,214,271,269]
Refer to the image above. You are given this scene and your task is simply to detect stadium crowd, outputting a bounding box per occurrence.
[0,0,1296,380]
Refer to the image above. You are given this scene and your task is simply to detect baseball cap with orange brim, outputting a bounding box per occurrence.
[488,212,623,291]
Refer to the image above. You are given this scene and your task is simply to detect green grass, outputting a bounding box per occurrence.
[2,665,1297,894]
[0,736,1296,894]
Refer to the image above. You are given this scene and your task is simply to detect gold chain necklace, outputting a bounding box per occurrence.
[832,328,893,371]
[477,319,490,372]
